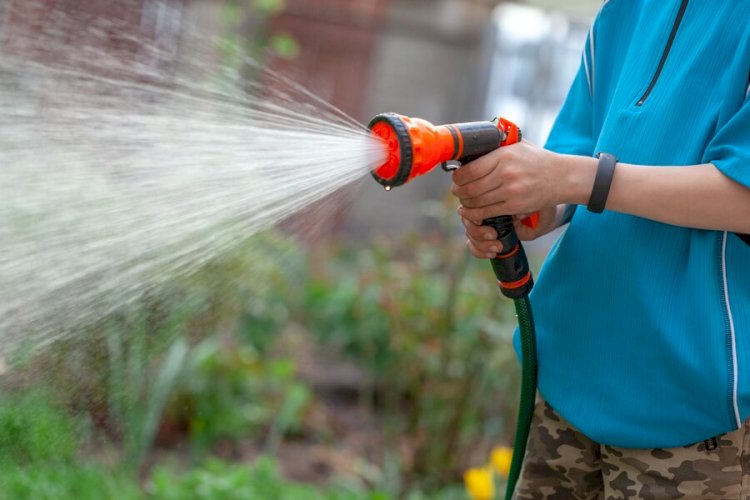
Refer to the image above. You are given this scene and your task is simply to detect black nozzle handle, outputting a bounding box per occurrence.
[452,122,503,165]
[483,215,533,299]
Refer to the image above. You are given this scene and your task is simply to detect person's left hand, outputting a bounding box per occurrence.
[459,207,560,258]
[450,141,564,223]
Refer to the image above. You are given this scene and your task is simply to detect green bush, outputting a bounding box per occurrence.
[0,463,141,500]
[7,233,301,468]
[302,202,521,491]
[149,457,389,500]
[0,389,141,500]
[0,390,78,465]
[168,340,312,454]
[0,220,512,496]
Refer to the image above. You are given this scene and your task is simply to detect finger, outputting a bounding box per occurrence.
[458,185,507,209]
[461,216,498,242]
[450,176,500,202]
[467,235,502,257]
[458,203,510,224]
[466,238,499,260]
[512,223,536,242]
[451,150,502,186]
[466,230,502,254]
[456,205,483,226]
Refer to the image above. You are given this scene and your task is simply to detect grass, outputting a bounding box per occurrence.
[149,458,390,500]
[0,389,140,499]
[0,464,141,500]
[0,390,78,465]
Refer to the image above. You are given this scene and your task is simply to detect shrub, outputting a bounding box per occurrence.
[0,463,141,500]
[167,340,312,454]
[302,201,522,491]
[0,389,78,465]
[0,389,141,500]
[149,457,389,500]
[6,232,301,470]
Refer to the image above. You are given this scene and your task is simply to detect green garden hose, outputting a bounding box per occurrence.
[506,296,537,500]
[483,215,537,500]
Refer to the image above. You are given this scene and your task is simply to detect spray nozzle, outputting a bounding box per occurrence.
[368,112,539,231]
[367,112,521,188]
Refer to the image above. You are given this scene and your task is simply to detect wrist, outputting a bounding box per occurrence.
[558,154,598,205]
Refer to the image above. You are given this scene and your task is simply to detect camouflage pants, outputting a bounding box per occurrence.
[513,399,750,499]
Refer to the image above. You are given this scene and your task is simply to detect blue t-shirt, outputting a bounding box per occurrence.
[528,0,750,448]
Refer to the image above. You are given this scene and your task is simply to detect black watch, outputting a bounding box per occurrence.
[587,152,617,213]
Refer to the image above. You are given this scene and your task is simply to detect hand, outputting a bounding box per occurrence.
[450,141,567,221]
[459,206,560,258]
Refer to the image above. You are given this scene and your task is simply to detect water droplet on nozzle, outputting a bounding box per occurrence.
[384,186,392,192]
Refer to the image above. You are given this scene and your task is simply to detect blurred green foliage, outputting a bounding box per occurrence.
[269,33,300,60]
[222,0,299,67]
[169,339,311,454]
[0,464,141,500]
[0,389,141,500]
[0,389,78,465]
[150,457,388,500]
[7,234,302,466]
[0,199,522,497]
[302,201,520,492]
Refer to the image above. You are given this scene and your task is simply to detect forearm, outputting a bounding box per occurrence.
[561,155,750,233]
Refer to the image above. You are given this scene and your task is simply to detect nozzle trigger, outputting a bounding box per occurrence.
[440,161,461,172]
[520,212,540,229]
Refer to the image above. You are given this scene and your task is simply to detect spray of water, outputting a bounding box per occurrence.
[0,4,387,358]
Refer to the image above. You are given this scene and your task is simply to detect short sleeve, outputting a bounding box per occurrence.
[544,50,596,157]
[704,94,750,189]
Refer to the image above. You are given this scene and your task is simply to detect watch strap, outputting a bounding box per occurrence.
[587,152,617,213]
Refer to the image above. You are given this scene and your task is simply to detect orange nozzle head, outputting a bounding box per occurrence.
[368,113,458,188]
[368,113,519,188]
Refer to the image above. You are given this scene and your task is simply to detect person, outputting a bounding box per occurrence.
[451,1,750,498]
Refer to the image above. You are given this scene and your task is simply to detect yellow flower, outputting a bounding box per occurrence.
[464,466,495,500]
[490,446,513,478]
